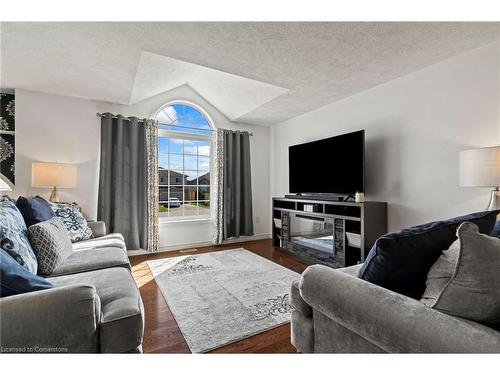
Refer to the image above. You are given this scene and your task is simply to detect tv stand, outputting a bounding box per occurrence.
[272,196,387,268]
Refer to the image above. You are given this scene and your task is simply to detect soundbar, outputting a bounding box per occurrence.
[284,194,345,202]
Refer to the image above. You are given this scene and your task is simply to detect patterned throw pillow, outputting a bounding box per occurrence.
[47,200,93,242]
[28,217,73,275]
[0,196,38,274]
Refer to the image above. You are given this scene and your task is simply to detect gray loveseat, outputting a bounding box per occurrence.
[290,264,500,353]
[0,222,144,353]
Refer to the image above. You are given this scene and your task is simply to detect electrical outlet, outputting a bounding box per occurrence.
[256,216,260,223]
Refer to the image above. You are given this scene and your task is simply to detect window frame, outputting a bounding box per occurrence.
[154,100,215,223]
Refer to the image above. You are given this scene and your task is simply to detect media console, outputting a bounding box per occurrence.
[272,196,387,268]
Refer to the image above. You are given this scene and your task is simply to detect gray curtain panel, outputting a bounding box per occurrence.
[98,113,159,251]
[213,128,254,244]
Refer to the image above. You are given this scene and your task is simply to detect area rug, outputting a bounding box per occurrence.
[147,248,300,353]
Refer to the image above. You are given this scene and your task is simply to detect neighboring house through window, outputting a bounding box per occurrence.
[155,102,213,219]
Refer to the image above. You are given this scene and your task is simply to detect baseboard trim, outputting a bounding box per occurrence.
[127,233,272,257]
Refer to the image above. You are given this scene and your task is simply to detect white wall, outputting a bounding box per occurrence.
[11,85,271,251]
[12,89,107,219]
[109,85,271,250]
[11,40,499,246]
[271,41,500,232]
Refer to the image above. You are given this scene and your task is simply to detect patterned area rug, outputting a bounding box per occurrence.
[147,248,300,353]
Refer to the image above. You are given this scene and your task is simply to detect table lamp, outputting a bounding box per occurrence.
[32,162,77,202]
[0,176,12,191]
[459,146,500,215]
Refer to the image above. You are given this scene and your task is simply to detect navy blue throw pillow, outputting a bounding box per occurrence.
[0,249,53,297]
[358,210,500,299]
[491,221,500,238]
[16,196,56,228]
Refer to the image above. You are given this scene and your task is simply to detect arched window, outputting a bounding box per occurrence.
[155,102,214,219]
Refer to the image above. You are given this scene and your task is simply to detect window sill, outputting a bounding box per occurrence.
[159,216,213,225]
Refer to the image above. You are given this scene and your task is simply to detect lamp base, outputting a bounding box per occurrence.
[49,186,60,202]
[487,187,500,219]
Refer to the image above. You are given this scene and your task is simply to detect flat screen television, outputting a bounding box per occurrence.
[289,130,364,195]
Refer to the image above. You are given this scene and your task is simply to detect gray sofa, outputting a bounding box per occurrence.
[290,264,500,353]
[0,222,144,353]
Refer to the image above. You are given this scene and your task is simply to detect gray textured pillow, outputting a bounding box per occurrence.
[420,239,460,306]
[421,221,500,326]
[28,217,73,275]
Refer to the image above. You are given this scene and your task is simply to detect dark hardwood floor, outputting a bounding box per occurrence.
[129,239,308,353]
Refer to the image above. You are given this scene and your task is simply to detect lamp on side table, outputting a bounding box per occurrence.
[459,146,500,223]
[0,176,12,192]
[32,162,77,202]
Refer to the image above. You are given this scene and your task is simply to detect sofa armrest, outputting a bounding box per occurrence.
[0,285,101,352]
[88,221,107,238]
[300,265,500,353]
[290,280,312,317]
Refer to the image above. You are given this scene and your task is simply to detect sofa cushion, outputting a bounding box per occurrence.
[16,195,56,228]
[358,210,499,299]
[28,217,73,275]
[421,222,500,326]
[72,233,126,252]
[49,267,144,353]
[0,249,53,297]
[47,200,93,242]
[47,246,130,277]
[0,196,38,274]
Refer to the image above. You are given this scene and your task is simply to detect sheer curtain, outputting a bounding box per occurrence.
[98,113,159,252]
[213,128,253,244]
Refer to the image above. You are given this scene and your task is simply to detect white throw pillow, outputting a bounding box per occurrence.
[46,199,93,242]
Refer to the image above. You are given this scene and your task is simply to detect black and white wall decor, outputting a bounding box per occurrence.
[0,92,15,189]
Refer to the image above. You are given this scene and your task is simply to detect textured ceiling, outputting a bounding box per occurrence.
[131,52,287,121]
[2,22,500,125]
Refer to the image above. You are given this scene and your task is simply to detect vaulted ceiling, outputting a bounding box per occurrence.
[2,22,500,125]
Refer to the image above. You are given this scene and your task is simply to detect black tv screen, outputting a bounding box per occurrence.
[289,130,364,194]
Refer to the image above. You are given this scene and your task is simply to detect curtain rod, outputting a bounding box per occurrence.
[96,112,253,136]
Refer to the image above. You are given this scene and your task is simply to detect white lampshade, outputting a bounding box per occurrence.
[32,162,77,188]
[0,176,12,191]
[459,146,500,187]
